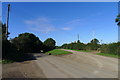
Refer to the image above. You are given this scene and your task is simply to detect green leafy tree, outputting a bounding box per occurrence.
[1,23,10,40]
[61,43,68,49]
[77,40,80,43]
[43,38,56,52]
[100,42,120,55]
[86,38,100,50]
[11,33,43,53]
[90,38,100,44]
[1,22,18,60]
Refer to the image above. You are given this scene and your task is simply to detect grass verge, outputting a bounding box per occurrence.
[96,53,120,58]
[67,49,119,59]
[0,59,14,64]
[46,49,72,55]
[68,49,92,52]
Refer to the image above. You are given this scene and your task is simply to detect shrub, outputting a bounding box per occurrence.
[100,42,120,55]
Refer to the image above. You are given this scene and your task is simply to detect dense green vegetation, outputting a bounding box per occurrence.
[43,38,56,52]
[1,22,56,63]
[46,49,71,55]
[100,42,120,55]
[0,60,14,64]
[11,33,43,53]
[60,39,120,58]
[60,39,100,51]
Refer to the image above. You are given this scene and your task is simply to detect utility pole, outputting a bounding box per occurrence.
[100,40,102,45]
[5,4,10,39]
[92,30,95,43]
[78,34,79,41]
[118,1,120,42]
[77,34,80,43]
[92,30,95,39]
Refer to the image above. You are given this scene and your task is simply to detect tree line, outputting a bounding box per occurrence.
[1,22,56,61]
[1,13,120,61]
[59,14,120,55]
[60,39,100,51]
[60,39,120,56]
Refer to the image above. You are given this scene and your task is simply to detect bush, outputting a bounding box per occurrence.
[2,40,18,60]
[86,43,100,50]
[61,42,86,50]
[100,42,120,55]
[11,33,43,53]
[43,38,56,52]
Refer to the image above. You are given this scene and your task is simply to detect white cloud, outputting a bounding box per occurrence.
[24,17,83,33]
[66,19,81,25]
[61,18,82,30]
[61,27,71,31]
[24,17,56,33]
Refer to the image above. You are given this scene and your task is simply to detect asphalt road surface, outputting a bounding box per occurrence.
[35,49,118,78]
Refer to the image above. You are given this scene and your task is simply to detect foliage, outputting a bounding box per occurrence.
[11,33,43,53]
[43,38,56,52]
[85,38,100,50]
[2,40,17,60]
[100,42,120,55]
[2,23,10,40]
[115,14,120,26]
[77,40,80,43]
[2,22,18,61]
[0,59,14,64]
[46,49,71,55]
[90,38,100,44]
[61,38,100,51]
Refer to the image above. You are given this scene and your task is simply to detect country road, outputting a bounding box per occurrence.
[2,49,119,79]
[35,49,118,78]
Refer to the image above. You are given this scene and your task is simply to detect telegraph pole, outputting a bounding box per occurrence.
[5,4,10,39]
[78,34,79,41]
[118,1,120,42]
[92,30,95,39]
[77,34,80,43]
[92,30,95,43]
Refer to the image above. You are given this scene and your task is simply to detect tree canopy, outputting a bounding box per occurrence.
[43,38,56,51]
[11,33,43,53]
[90,38,100,44]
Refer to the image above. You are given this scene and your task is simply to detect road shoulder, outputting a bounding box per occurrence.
[2,60,46,78]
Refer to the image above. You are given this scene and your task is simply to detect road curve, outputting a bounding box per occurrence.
[35,49,118,78]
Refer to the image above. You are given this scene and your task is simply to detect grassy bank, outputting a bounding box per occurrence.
[96,53,120,58]
[46,49,72,55]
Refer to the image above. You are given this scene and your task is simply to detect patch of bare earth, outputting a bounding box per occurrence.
[2,60,46,78]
